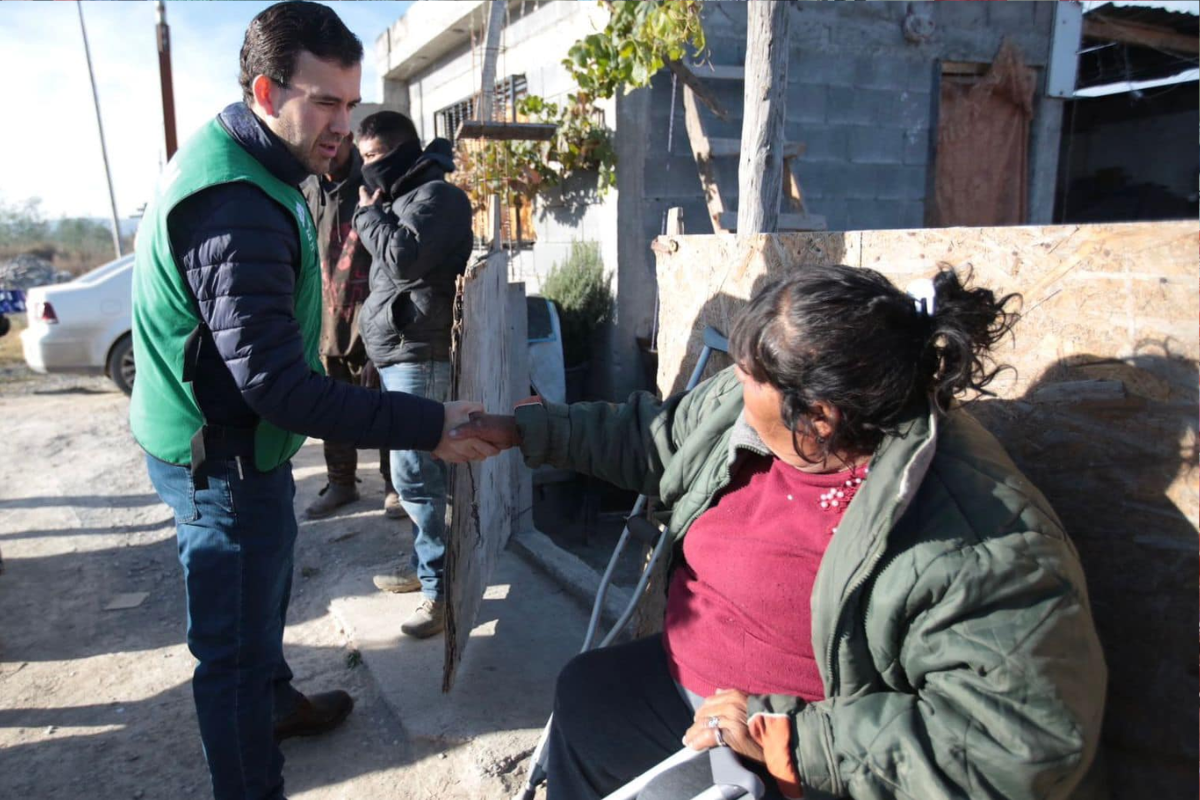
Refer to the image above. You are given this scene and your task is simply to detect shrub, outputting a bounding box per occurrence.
[540,241,612,366]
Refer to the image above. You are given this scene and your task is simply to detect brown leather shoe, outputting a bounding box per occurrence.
[273,690,354,741]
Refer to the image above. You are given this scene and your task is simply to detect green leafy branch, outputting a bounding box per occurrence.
[452,0,706,210]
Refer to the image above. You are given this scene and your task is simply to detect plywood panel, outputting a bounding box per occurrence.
[653,221,1200,792]
[443,253,527,691]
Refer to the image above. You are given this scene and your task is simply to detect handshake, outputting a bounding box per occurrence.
[430,400,524,463]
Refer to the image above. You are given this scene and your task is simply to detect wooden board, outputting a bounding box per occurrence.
[652,221,1200,793]
[454,120,558,141]
[443,252,530,691]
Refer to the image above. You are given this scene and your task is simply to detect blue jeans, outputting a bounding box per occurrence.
[146,453,304,800]
[378,360,450,600]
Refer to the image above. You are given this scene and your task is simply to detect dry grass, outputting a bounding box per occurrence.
[0,314,28,367]
[0,240,134,277]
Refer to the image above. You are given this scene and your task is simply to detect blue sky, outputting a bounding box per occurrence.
[1,1,413,220]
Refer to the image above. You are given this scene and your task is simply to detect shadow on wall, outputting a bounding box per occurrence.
[973,340,1199,799]
[658,235,850,398]
[537,169,602,228]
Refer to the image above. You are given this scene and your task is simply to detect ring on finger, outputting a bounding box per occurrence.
[706,715,721,729]
[714,727,728,748]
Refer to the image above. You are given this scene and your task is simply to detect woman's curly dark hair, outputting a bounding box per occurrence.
[728,264,1019,462]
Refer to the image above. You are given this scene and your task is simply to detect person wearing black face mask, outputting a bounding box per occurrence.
[353,111,474,639]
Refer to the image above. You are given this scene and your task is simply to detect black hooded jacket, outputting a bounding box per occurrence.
[353,139,473,367]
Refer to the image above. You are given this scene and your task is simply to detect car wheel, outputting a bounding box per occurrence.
[108,334,135,396]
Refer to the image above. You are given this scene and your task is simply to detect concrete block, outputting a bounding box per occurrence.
[837,162,872,202]
[826,87,895,126]
[784,83,827,125]
[846,55,929,93]
[906,59,938,94]
[791,51,857,88]
[892,90,933,132]
[848,126,904,165]
[829,13,908,52]
[836,163,924,200]
[785,3,833,50]
[788,125,849,163]
[902,127,933,166]
[985,0,1039,32]
[898,201,927,229]
[887,164,927,201]
[844,199,924,231]
[810,197,849,233]
[644,154,704,199]
[792,161,842,200]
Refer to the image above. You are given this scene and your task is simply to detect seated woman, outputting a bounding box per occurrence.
[457,265,1107,800]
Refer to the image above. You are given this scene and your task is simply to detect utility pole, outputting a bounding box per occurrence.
[156,1,178,160]
[77,1,123,258]
[738,0,790,236]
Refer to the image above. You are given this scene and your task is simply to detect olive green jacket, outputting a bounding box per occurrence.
[515,368,1106,800]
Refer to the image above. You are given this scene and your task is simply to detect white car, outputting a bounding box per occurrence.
[20,254,136,394]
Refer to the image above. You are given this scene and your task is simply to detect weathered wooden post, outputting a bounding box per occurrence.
[442,1,552,691]
[479,0,507,249]
[738,0,790,235]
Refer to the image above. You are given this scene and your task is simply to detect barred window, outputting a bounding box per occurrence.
[434,75,529,146]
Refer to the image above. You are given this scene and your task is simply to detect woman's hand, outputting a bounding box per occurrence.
[682,689,765,764]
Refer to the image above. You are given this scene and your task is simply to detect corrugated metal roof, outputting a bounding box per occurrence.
[1085,1,1199,18]
[1085,2,1200,32]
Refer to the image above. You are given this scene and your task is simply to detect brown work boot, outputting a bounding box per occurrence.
[303,483,359,520]
[401,598,445,639]
[273,690,354,741]
[372,564,421,594]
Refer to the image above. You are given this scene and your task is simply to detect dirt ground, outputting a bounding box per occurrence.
[0,374,551,800]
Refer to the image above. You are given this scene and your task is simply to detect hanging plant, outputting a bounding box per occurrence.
[452,94,615,211]
[452,0,706,210]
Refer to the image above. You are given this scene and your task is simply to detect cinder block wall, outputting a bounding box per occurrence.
[616,0,1059,401]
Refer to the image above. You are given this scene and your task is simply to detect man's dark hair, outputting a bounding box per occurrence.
[357,111,420,151]
[239,1,363,102]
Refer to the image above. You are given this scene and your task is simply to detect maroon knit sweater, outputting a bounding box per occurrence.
[663,454,864,701]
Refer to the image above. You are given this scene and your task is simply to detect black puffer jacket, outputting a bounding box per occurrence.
[353,140,473,367]
[166,102,444,451]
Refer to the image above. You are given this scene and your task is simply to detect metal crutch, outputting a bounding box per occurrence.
[514,326,729,800]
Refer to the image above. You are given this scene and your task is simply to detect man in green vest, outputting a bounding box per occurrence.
[129,3,496,798]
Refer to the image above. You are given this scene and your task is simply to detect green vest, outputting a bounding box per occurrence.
[129,117,323,471]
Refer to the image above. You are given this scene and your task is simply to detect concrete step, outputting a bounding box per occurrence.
[328,548,588,745]
[290,440,590,795]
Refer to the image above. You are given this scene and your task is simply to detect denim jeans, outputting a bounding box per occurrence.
[146,453,304,800]
[377,360,451,600]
